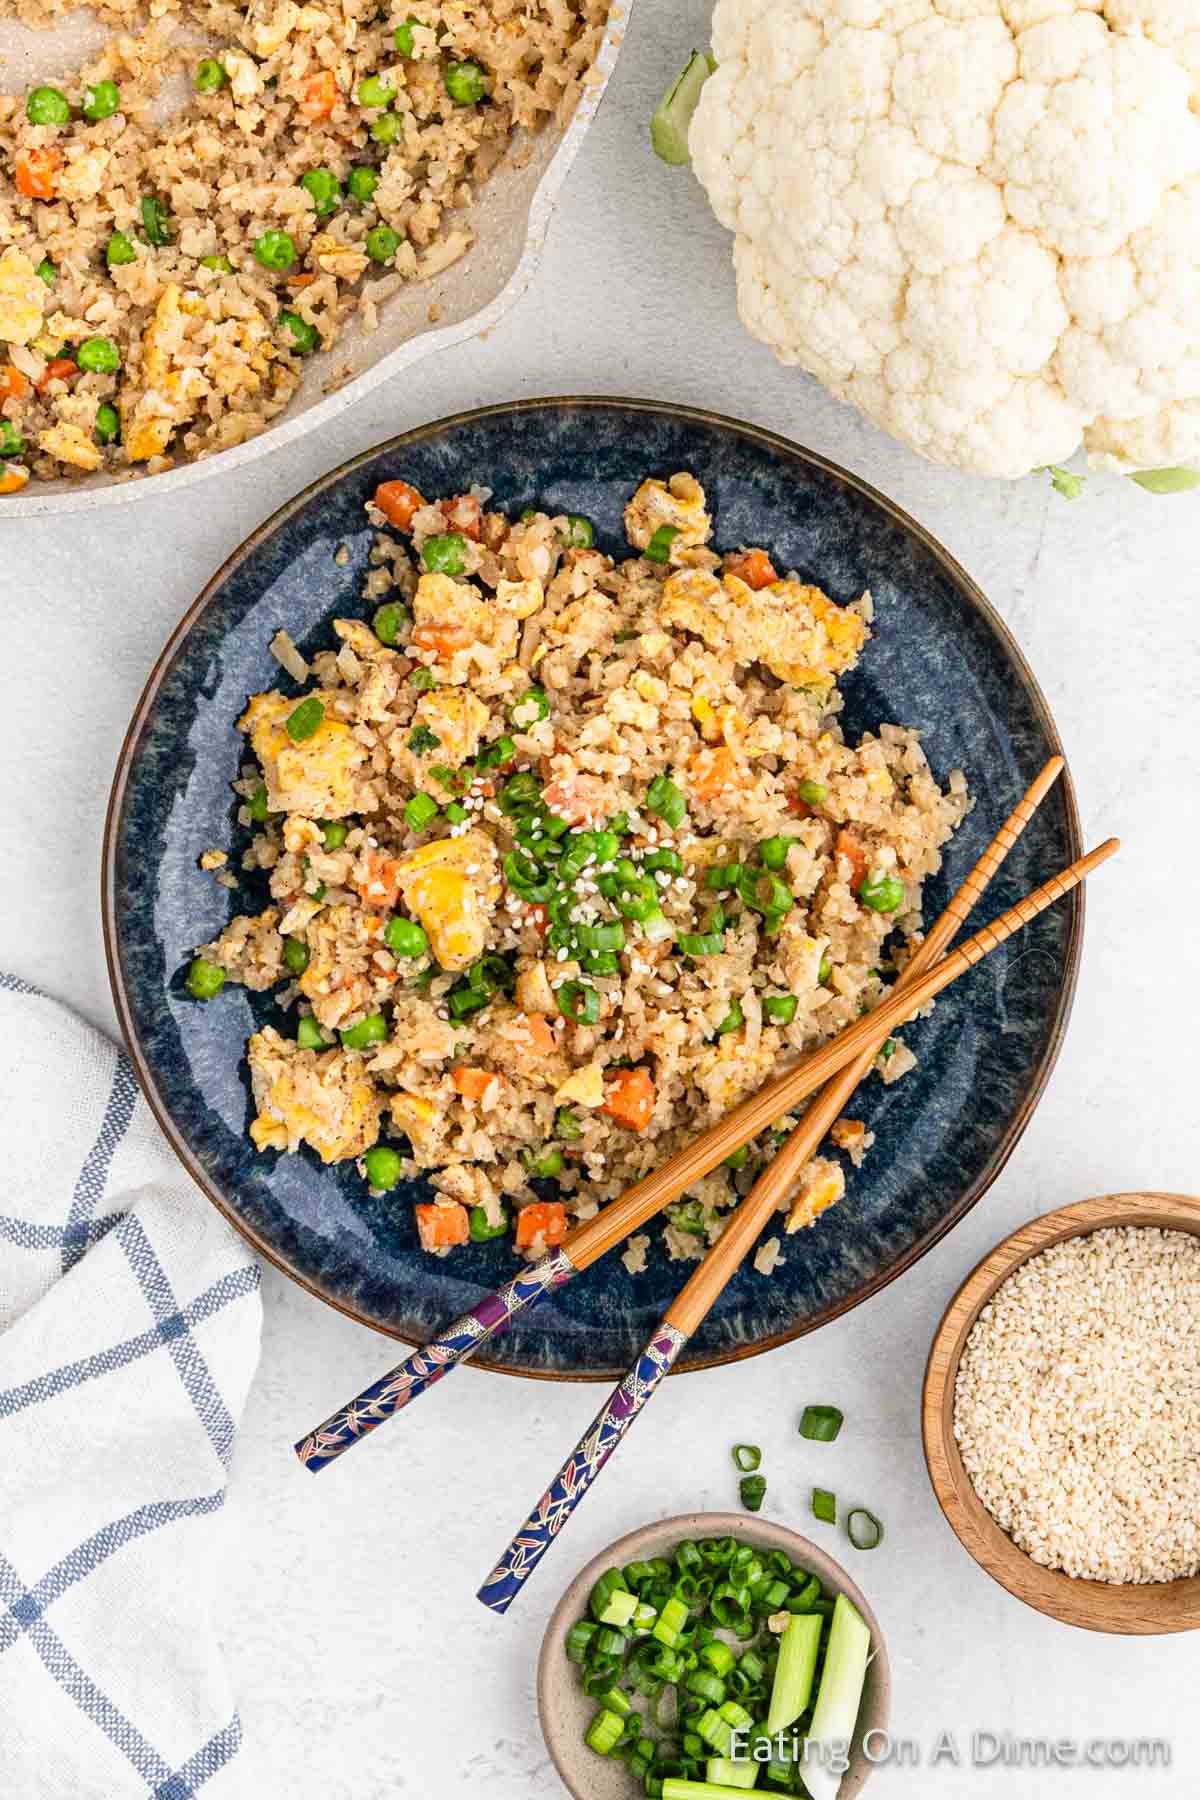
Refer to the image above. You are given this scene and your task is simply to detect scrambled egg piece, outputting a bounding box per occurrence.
[248,1026,381,1163]
[0,247,46,346]
[393,830,499,971]
[38,422,102,472]
[554,1063,606,1108]
[624,472,711,560]
[414,688,488,766]
[239,689,365,817]
[785,1158,845,1234]
[495,576,544,619]
[311,233,369,281]
[0,463,30,495]
[391,1090,439,1152]
[660,570,868,688]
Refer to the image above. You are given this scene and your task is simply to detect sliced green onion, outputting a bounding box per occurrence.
[715,1001,743,1036]
[477,734,516,769]
[503,849,555,902]
[509,685,550,728]
[652,1596,689,1649]
[285,696,325,741]
[590,1568,631,1621]
[678,930,723,958]
[704,862,742,891]
[731,1444,761,1473]
[643,848,684,876]
[758,835,791,870]
[645,773,687,827]
[557,981,599,1026]
[585,1708,626,1757]
[799,1404,844,1443]
[404,791,439,831]
[762,993,797,1024]
[555,1105,583,1140]
[651,48,716,166]
[739,1475,767,1513]
[407,724,440,755]
[737,868,792,917]
[444,801,468,824]
[845,1507,883,1550]
[722,1145,749,1171]
[498,770,541,814]
[811,1487,836,1525]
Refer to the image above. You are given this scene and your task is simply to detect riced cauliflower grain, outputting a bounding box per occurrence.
[954,1226,1200,1584]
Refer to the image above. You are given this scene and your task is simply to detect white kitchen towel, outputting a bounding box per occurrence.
[0,973,262,1799]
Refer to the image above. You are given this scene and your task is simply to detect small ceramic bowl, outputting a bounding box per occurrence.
[923,1191,1200,1635]
[537,1511,891,1800]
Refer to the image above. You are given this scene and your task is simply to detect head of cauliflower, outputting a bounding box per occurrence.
[690,0,1200,480]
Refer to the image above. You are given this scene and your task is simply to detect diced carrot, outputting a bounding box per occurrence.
[515,1013,556,1055]
[412,623,473,657]
[602,1066,656,1132]
[354,850,404,909]
[300,69,338,119]
[0,464,29,496]
[0,364,30,404]
[15,146,61,199]
[836,830,868,890]
[788,795,812,818]
[288,272,318,290]
[688,745,738,800]
[515,1200,567,1250]
[415,1201,470,1251]
[726,548,777,590]
[374,479,425,531]
[450,1066,501,1103]
[441,493,482,540]
[541,772,608,826]
[528,904,549,936]
[36,358,79,394]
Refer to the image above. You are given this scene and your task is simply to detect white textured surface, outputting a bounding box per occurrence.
[2,2,1197,1792]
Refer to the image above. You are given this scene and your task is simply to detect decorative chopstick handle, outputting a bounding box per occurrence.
[476,1323,690,1615]
[294,1246,577,1472]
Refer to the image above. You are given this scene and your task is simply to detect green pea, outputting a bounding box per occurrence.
[94,402,120,446]
[279,310,319,355]
[301,167,342,217]
[858,872,905,914]
[347,165,379,204]
[297,1015,332,1049]
[565,513,593,548]
[107,231,137,268]
[759,835,791,870]
[35,258,55,285]
[78,336,120,374]
[797,778,828,807]
[340,1012,389,1050]
[186,957,225,1000]
[248,781,270,822]
[394,14,425,55]
[321,820,349,849]
[723,1144,750,1171]
[141,194,172,246]
[82,80,120,120]
[384,915,428,958]
[372,601,408,645]
[469,1203,509,1242]
[283,935,311,975]
[818,954,833,985]
[254,229,296,272]
[357,74,395,106]
[365,224,400,263]
[444,59,488,104]
[370,110,401,144]
[27,86,70,125]
[522,1145,564,1179]
[200,254,234,273]
[194,57,228,92]
[0,422,25,459]
[364,1144,402,1188]
[422,532,468,575]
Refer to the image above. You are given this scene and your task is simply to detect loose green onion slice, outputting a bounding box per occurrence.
[585,1708,625,1756]
[651,50,719,166]
[509,685,550,728]
[645,773,687,827]
[846,1507,883,1550]
[409,667,437,691]
[737,867,792,917]
[503,849,554,902]
[731,1444,761,1473]
[762,993,798,1024]
[499,770,541,814]
[247,781,270,822]
[715,1001,743,1036]
[643,848,684,876]
[558,980,600,1025]
[758,835,791,870]
[739,1475,767,1513]
[879,1037,897,1062]
[811,1487,837,1525]
[799,1404,844,1443]
[476,734,516,769]
[404,791,439,831]
[285,696,325,741]
[678,931,724,958]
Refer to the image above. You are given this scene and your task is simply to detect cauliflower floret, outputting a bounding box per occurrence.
[239,689,366,817]
[689,0,1200,479]
[624,472,711,558]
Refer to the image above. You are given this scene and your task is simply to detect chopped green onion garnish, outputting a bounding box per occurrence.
[285,696,325,741]
[705,861,742,891]
[715,1001,743,1036]
[678,931,724,958]
[584,1708,625,1756]
[407,724,440,755]
[845,1507,883,1551]
[800,1404,844,1443]
[732,1444,761,1473]
[557,981,599,1025]
[644,773,687,827]
[404,791,439,831]
[737,868,792,917]
[409,667,437,691]
[811,1488,837,1525]
[762,993,798,1024]
[722,1144,749,1171]
[509,685,550,728]
[759,835,791,870]
[739,1474,767,1513]
[477,734,516,769]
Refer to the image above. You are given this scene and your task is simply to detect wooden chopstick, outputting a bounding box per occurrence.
[477,815,1118,1614]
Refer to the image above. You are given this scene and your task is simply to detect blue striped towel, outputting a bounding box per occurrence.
[0,975,262,1798]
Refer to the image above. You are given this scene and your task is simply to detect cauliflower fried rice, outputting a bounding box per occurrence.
[194,470,970,1268]
[0,0,607,491]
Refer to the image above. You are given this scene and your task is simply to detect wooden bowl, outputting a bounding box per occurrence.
[923,1192,1200,1635]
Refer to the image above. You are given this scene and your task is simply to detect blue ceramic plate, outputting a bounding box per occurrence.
[103,399,1082,1380]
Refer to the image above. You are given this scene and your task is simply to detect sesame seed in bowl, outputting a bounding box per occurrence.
[923,1193,1200,1635]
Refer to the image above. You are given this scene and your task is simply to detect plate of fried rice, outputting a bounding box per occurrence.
[104,398,1082,1378]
